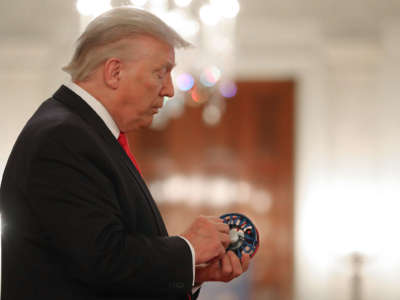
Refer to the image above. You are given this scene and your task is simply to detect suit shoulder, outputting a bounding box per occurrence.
[26,98,89,138]
[32,96,117,148]
[12,98,103,162]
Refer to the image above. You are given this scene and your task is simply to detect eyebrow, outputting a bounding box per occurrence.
[154,61,176,73]
[165,61,176,71]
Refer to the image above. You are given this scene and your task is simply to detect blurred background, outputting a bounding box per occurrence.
[1,0,399,299]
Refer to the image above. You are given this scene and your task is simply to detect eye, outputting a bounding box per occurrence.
[155,67,168,79]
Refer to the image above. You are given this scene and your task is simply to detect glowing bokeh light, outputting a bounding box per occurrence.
[149,174,272,210]
[251,189,272,213]
[76,0,111,16]
[165,9,199,37]
[203,104,221,126]
[174,0,192,7]
[129,0,148,6]
[179,19,200,37]
[219,81,237,98]
[199,4,221,26]
[191,87,200,103]
[200,66,221,87]
[176,73,195,91]
[210,0,240,19]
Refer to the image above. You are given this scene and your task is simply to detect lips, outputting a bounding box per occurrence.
[152,104,163,113]
[152,107,161,114]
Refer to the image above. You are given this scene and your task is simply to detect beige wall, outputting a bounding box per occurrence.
[236,15,400,300]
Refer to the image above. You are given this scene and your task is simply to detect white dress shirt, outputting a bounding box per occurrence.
[64,81,198,290]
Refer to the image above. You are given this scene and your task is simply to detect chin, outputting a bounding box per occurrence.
[138,118,153,129]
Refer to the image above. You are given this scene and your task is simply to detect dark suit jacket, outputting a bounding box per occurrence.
[0,85,198,300]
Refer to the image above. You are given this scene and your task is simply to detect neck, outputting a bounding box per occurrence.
[74,79,122,132]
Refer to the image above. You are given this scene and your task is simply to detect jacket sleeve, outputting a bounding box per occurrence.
[192,287,201,300]
[23,124,193,297]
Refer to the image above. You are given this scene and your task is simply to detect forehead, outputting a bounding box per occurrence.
[124,35,175,65]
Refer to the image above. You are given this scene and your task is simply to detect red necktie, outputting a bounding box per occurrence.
[117,132,142,175]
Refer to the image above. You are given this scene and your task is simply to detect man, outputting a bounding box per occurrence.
[0,7,250,300]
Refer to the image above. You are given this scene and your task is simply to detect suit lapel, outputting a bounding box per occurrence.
[52,85,167,236]
[118,151,168,236]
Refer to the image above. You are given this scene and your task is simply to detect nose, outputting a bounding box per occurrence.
[160,73,174,98]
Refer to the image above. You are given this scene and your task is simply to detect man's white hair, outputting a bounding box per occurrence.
[63,7,190,81]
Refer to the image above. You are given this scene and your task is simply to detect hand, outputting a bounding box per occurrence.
[181,216,231,265]
[195,251,250,284]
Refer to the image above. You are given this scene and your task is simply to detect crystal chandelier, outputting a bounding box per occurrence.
[76,0,240,128]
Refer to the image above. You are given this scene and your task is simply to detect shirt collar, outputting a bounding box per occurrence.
[64,81,120,139]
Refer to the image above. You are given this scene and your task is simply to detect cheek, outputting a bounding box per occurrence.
[145,79,163,96]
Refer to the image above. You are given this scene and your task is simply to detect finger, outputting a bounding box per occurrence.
[215,223,230,233]
[206,217,226,228]
[221,253,232,276]
[204,255,220,266]
[241,254,251,272]
[227,251,243,277]
[219,232,231,249]
[204,216,223,223]
[216,243,226,261]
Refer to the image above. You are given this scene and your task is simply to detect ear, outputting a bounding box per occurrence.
[103,58,121,89]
